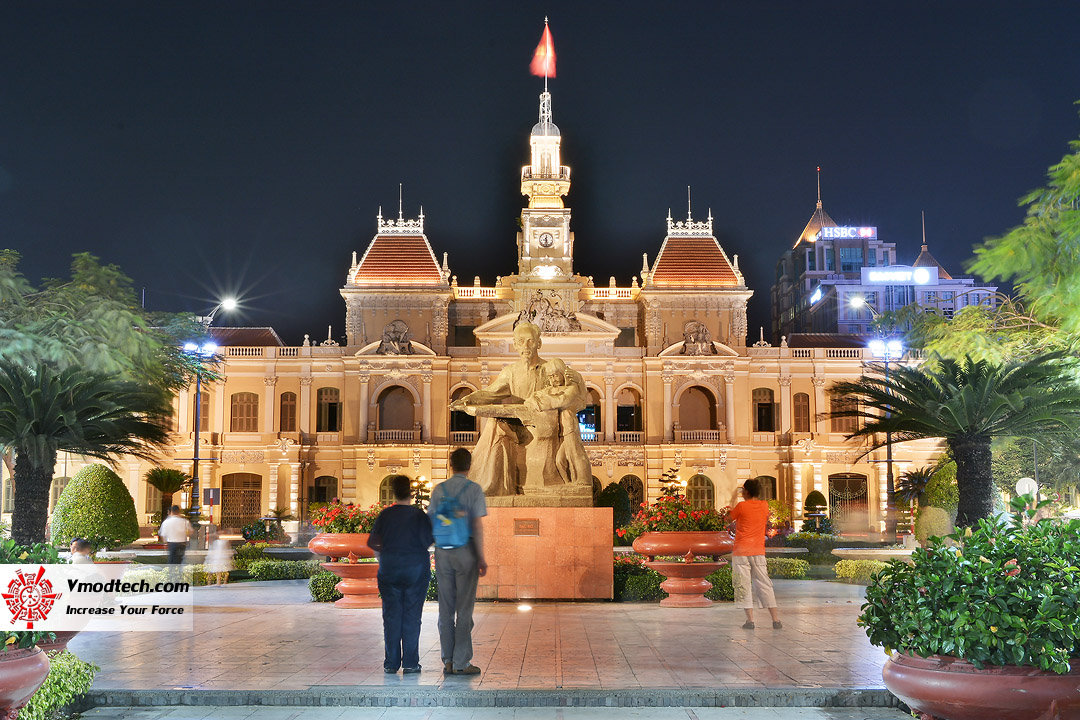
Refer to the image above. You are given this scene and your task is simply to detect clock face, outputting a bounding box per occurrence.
[538,232,554,248]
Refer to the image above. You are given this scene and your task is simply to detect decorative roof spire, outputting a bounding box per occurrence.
[816,166,822,209]
[398,183,404,221]
[921,210,928,251]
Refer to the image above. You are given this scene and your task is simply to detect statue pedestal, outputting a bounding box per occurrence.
[477,506,613,600]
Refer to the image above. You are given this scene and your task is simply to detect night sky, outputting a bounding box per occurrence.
[3,2,1079,344]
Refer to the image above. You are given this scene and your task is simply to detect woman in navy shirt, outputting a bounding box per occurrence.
[368,474,435,674]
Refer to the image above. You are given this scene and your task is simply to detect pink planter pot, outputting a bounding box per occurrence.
[882,652,1080,720]
[36,631,80,654]
[632,532,733,607]
[308,532,379,609]
[0,647,50,717]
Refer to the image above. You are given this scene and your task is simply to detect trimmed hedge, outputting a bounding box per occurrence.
[51,464,140,550]
[833,559,889,584]
[233,542,272,570]
[766,557,809,579]
[310,570,343,602]
[247,559,321,581]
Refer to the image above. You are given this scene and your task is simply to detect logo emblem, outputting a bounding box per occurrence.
[3,567,61,629]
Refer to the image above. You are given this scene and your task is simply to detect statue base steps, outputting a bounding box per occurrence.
[477,506,613,600]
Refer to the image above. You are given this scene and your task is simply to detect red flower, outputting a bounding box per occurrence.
[678,511,687,519]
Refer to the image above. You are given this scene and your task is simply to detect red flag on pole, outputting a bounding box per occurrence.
[530,22,556,78]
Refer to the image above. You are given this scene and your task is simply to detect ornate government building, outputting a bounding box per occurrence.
[15,89,940,535]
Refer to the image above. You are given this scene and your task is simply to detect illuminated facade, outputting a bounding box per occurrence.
[771,190,999,340]
[20,90,941,536]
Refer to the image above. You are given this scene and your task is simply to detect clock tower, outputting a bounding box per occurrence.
[518,91,574,279]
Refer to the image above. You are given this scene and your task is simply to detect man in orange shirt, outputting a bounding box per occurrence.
[729,478,782,630]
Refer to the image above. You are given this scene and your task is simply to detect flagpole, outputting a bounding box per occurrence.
[544,16,549,93]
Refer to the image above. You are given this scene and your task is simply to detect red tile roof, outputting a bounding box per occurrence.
[650,237,740,287]
[209,327,285,347]
[352,235,446,286]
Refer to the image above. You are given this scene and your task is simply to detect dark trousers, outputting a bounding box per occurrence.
[166,542,187,564]
[377,556,431,671]
[434,544,480,671]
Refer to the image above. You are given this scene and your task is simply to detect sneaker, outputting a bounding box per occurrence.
[402,665,422,674]
[772,621,783,629]
[741,621,755,630]
[452,664,482,675]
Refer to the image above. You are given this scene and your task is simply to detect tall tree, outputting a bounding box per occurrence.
[829,353,1080,526]
[0,362,171,545]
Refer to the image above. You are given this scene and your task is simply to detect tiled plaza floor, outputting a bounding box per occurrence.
[69,579,888,692]
[81,707,911,719]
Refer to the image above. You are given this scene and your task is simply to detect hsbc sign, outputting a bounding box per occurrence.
[818,226,877,240]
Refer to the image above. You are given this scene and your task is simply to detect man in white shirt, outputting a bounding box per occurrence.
[158,505,193,566]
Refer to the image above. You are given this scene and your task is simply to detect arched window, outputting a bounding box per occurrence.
[311,476,337,504]
[830,395,859,434]
[686,474,714,510]
[619,474,644,511]
[679,386,717,430]
[230,392,259,432]
[577,388,602,439]
[192,391,210,432]
[317,388,342,432]
[279,392,297,432]
[377,386,415,430]
[753,475,778,502]
[379,476,396,506]
[450,387,476,433]
[616,387,643,432]
[793,392,810,433]
[753,388,776,432]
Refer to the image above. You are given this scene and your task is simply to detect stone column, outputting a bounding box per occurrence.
[662,374,673,442]
[299,377,313,434]
[812,376,827,436]
[268,462,280,511]
[793,463,804,515]
[262,377,278,435]
[604,371,615,442]
[213,380,226,436]
[779,376,792,435]
[289,463,301,517]
[178,388,190,434]
[358,373,370,442]
[422,374,432,443]
[724,375,736,442]
[812,463,823,493]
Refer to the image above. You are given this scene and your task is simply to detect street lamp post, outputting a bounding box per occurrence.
[851,296,903,542]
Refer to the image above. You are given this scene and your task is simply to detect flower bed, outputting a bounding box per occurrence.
[617,494,731,545]
[309,499,381,534]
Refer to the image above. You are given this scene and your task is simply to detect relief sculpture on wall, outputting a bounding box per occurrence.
[516,289,582,333]
[681,320,717,356]
[376,319,414,355]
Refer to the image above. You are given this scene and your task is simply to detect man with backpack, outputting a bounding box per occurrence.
[428,447,488,675]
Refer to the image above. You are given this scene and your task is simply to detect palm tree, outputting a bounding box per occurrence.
[145,467,191,521]
[895,466,937,507]
[829,353,1080,526]
[0,361,171,545]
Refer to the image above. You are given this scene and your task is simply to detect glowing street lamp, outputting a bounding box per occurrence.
[851,297,903,541]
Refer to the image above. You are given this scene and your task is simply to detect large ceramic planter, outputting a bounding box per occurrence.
[882,652,1080,720]
[307,532,379,609]
[0,647,50,717]
[632,531,733,608]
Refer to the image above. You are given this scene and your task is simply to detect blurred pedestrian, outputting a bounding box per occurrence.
[204,533,233,585]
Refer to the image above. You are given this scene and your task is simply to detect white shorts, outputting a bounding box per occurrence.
[731,554,776,610]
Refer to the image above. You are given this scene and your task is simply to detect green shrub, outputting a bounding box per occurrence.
[801,515,836,534]
[233,542,271,570]
[915,506,954,544]
[50,464,140,550]
[18,650,98,720]
[804,490,827,513]
[766,557,809,579]
[309,570,342,602]
[704,565,734,601]
[622,572,665,601]
[596,483,632,529]
[247,559,321,581]
[923,461,959,512]
[834,559,889,584]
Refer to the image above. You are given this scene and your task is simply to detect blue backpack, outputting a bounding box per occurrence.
[432,484,471,549]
